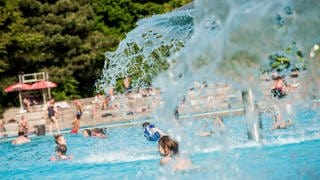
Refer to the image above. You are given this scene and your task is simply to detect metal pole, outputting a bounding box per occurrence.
[18,91,24,113]
[46,72,51,99]
[42,89,46,107]
[242,89,262,142]
[18,74,24,113]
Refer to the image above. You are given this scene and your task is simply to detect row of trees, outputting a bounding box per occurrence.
[0,0,192,116]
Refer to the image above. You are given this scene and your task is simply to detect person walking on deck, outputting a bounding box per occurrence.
[47,98,60,134]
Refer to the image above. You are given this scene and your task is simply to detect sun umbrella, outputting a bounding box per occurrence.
[30,80,57,90]
[4,83,32,113]
[30,80,57,106]
[5,83,32,92]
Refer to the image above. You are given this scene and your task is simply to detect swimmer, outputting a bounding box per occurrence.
[198,121,213,137]
[54,134,66,145]
[142,122,165,141]
[83,128,107,138]
[83,129,92,137]
[198,116,225,137]
[158,135,193,171]
[12,131,31,145]
[50,144,72,161]
[198,129,214,137]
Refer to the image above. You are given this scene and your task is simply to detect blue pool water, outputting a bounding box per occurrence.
[1,109,319,179]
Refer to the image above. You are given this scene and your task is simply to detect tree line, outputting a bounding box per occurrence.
[0,0,192,116]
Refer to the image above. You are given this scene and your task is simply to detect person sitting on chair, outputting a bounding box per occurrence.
[23,97,31,112]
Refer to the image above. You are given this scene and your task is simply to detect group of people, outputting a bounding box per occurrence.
[46,97,85,135]
[9,118,194,172]
[50,134,72,161]
[93,89,118,111]
[50,127,108,160]
[8,72,303,173]
[83,128,107,138]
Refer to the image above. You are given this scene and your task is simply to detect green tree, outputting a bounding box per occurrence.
[0,0,192,114]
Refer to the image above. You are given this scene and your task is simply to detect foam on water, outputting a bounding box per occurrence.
[79,150,158,164]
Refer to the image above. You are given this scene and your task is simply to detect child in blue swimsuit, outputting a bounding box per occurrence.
[142,122,165,141]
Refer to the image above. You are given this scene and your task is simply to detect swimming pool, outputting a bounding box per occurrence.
[1,108,319,179]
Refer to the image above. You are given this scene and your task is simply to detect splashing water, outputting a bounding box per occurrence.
[97,0,320,175]
[98,0,319,99]
[96,9,194,89]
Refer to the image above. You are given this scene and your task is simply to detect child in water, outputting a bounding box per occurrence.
[54,134,66,145]
[51,144,72,160]
[158,135,193,171]
[50,134,72,161]
[143,122,165,141]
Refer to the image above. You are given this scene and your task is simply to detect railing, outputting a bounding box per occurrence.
[19,72,48,83]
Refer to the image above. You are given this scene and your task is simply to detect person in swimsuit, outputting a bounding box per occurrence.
[71,99,83,134]
[271,75,287,98]
[47,98,60,134]
[142,122,165,141]
[124,77,135,115]
[18,115,29,136]
[0,119,5,138]
[123,76,132,96]
[23,97,31,112]
[83,128,107,138]
[270,74,294,129]
[12,131,31,145]
[104,87,118,110]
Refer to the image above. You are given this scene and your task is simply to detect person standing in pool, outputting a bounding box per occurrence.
[18,115,29,136]
[270,73,294,129]
[143,122,165,141]
[47,98,60,134]
[71,99,83,134]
